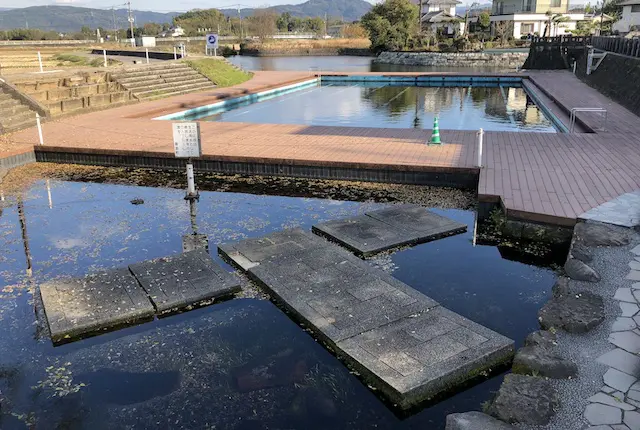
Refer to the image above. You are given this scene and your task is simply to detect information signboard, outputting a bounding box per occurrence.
[172,122,202,158]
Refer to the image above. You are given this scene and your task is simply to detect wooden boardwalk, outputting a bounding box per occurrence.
[3,70,640,226]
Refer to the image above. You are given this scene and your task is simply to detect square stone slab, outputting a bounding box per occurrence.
[129,249,241,314]
[219,229,514,409]
[312,204,467,257]
[40,268,155,343]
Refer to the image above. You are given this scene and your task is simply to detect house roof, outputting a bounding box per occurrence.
[619,0,640,5]
[426,0,463,5]
[421,10,462,22]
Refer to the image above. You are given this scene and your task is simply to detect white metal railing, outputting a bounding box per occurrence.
[569,107,607,133]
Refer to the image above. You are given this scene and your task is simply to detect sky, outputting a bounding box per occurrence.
[0,0,318,11]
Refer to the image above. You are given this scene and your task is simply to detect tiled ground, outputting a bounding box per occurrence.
[2,70,640,226]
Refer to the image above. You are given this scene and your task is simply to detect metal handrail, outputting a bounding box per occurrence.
[569,107,608,133]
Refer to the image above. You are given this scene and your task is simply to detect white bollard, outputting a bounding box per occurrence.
[103,49,107,67]
[145,48,149,64]
[573,61,577,74]
[186,161,196,196]
[476,128,484,168]
[173,47,177,60]
[36,113,44,145]
[214,47,217,57]
[37,51,43,73]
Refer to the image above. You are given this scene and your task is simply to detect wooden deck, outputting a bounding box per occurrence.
[2,69,640,227]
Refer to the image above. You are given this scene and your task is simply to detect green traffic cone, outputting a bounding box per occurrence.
[430,116,441,145]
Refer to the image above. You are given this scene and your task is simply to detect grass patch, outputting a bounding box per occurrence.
[184,58,252,88]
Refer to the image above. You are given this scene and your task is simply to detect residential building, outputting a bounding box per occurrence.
[490,0,588,38]
[612,0,640,34]
[413,0,466,35]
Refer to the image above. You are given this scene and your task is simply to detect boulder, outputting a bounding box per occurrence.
[564,258,600,282]
[575,222,631,247]
[538,290,605,333]
[524,330,557,349]
[486,374,559,425]
[570,246,593,263]
[445,411,515,429]
[551,277,570,298]
[513,345,577,379]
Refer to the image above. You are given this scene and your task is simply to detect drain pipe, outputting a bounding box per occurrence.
[476,128,484,168]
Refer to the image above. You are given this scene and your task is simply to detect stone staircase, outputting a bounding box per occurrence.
[0,89,38,134]
[110,63,216,100]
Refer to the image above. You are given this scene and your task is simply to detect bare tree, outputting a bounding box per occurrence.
[494,21,513,46]
[250,9,278,41]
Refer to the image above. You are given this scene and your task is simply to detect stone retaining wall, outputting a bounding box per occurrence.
[374,51,528,68]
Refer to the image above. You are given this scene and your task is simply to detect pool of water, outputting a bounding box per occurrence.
[227,55,509,73]
[177,81,556,133]
[0,176,559,429]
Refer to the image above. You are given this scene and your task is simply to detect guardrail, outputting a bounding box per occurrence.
[592,36,640,58]
[530,35,591,46]
[0,40,95,46]
[569,107,607,133]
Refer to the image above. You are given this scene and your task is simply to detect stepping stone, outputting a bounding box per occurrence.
[627,390,640,402]
[486,374,558,425]
[598,349,640,376]
[588,392,635,411]
[40,268,155,344]
[604,368,638,393]
[312,204,467,257]
[609,331,640,354]
[627,271,640,282]
[630,261,640,271]
[612,318,637,332]
[624,410,640,429]
[565,258,600,282]
[621,302,639,317]
[615,289,637,303]
[632,245,640,256]
[219,228,513,409]
[513,345,577,379]
[585,403,623,425]
[632,283,640,290]
[604,386,617,394]
[129,249,241,314]
[445,411,515,429]
[575,222,631,247]
[538,291,605,333]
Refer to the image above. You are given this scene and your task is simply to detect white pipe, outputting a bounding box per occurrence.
[173,46,177,60]
[37,51,43,73]
[103,49,107,67]
[36,113,44,145]
[186,162,196,196]
[145,48,149,64]
[477,128,484,168]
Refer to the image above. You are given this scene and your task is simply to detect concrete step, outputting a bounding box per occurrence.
[127,76,211,92]
[111,64,192,80]
[1,117,37,133]
[0,103,30,117]
[0,96,17,108]
[115,70,202,86]
[139,83,217,100]
[135,81,216,98]
[1,110,37,130]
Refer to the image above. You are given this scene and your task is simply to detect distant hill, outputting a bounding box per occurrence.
[455,3,493,15]
[0,6,178,33]
[220,0,373,22]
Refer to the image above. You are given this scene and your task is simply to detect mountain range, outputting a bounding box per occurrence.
[0,0,373,33]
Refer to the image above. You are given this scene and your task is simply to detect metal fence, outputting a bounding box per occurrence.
[530,35,591,46]
[592,36,640,58]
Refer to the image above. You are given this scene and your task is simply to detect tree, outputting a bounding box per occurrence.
[494,20,513,45]
[361,0,419,53]
[341,23,368,38]
[542,10,553,36]
[143,23,162,35]
[479,11,490,28]
[250,9,277,41]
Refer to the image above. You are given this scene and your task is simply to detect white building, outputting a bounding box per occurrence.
[613,0,640,34]
[490,0,587,38]
[419,0,466,35]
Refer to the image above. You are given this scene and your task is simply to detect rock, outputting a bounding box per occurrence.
[584,403,623,425]
[575,222,631,247]
[538,291,605,333]
[513,345,577,379]
[525,330,557,349]
[571,246,593,263]
[486,374,559,425]
[445,411,515,429]
[552,277,570,298]
[564,258,601,282]
[130,198,144,205]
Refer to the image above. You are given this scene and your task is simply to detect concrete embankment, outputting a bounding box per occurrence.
[374,51,528,68]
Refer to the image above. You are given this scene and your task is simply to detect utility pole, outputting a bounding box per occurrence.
[325,12,328,37]
[127,0,135,47]
[112,7,118,42]
[238,8,243,39]
[418,0,423,35]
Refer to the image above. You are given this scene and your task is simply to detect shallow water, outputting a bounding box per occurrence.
[0,179,557,429]
[189,82,555,132]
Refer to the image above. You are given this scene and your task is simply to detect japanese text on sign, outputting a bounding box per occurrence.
[173,122,202,158]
